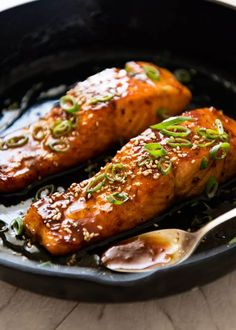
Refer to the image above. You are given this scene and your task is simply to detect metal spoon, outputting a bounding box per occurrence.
[101,208,236,273]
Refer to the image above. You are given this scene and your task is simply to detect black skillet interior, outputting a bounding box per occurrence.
[0,0,236,302]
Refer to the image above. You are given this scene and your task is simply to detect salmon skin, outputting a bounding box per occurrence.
[24,107,236,255]
[0,61,191,193]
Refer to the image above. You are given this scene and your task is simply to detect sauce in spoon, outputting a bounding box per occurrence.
[102,231,186,272]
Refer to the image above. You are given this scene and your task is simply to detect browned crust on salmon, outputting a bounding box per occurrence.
[0,61,191,192]
[24,107,236,255]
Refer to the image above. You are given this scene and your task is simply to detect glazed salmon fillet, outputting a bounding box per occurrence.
[0,61,191,193]
[24,107,236,255]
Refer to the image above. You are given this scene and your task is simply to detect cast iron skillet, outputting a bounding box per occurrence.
[0,0,236,302]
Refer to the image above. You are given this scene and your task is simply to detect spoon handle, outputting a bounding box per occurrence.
[197,207,236,239]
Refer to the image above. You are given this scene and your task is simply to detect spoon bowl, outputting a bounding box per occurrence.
[102,229,198,273]
[102,208,236,273]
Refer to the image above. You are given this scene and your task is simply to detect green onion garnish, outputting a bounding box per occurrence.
[209,142,230,160]
[144,143,167,158]
[90,94,114,104]
[143,64,160,81]
[35,184,55,201]
[105,163,126,183]
[32,126,47,141]
[161,125,191,138]
[10,217,24,236]
[52,120,73,138]
[138,158,151,167]
[0,220,8,233]
[106,192,129,205]
[198,140,215,148]
[151,116,193,130]
[174,69,191,83]
[0,139,7,150]
[196,126,227,141]
[196,127,220,140]
[48,140,69,153]
[60,95,80,114]
[215,119,224,135]
[39,261,52,267]
[166,137,192,148]
[200,157,209,170]
[86,174,106,195]
[6,135,29,148]
[157,159,172,175]
[205,176,218,198]
[125,63,134,73]
[228,236,236,246]
[156,108,170,120]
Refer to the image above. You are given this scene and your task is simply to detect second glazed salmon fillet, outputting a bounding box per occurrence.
[24,108,236,255]
[0,61,191,192]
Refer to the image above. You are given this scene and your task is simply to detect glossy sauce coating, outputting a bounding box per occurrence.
[0,61,191,192]
[24,108,236,255]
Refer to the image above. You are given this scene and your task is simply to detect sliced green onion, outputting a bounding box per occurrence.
[39,261,52,267]
[198,140,215,148]
[138,157,151,167]
[174,69,191,83]
[35,184,55,201]
[0,220,8,233]
[196,127,228,141]
[160,125,191,137]
[86,174,106,195]
[60,95,80,114]
[105,163,126,183]
[151,116,193,130]
[52,120,73,138]
[6,135,28,148]
[143,64,160,81]
[156,108,170,120]
[0,139,7,150]
[106,192,129,205]
[48,140,69,153]
[215,119,228,140]
[144,143,167,158]
[32,126,47,141]
[10,217,24,236]
[205,176,218,198]
[209,142,230,160]
[196,127,218,140]
[90,94,114,104]
[157,159,172,175]
[69,115,79,127]
[228,236,236,246]
[125,63,134,73]
[200,157,209,170]
[215,119,224,135]
[166,137,192,148]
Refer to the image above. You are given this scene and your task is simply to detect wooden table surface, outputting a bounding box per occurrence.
[0,270,235,330]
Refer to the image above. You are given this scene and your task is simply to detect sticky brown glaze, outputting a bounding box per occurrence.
[24,107,236,255]
[0,61,191,192]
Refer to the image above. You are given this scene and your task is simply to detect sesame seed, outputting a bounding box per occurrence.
[153,173,160,179]
[143,170,150,176]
